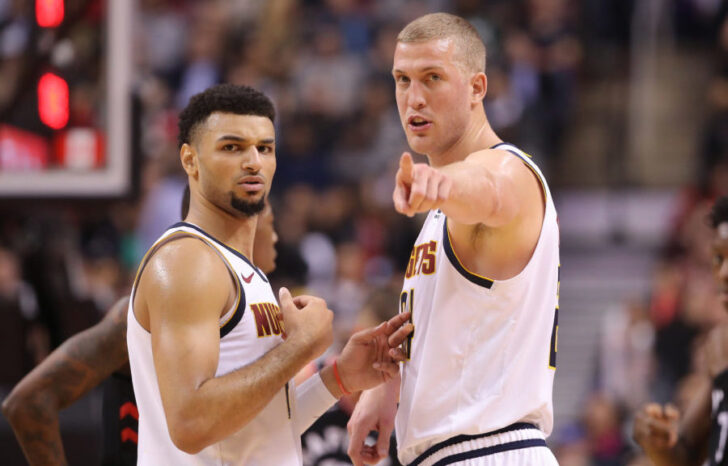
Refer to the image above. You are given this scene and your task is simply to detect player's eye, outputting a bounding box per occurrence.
[395,75,410,84]
[257,145,273,154]
[428,73,441,81]
[222,144,239,152]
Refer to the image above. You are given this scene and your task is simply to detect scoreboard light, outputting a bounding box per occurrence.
[36,0,65,28]
[0,0,131,197]
[37,72,69,130]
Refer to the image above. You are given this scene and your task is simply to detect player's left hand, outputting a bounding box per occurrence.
[336,312,412,393]
[393,152,452,217]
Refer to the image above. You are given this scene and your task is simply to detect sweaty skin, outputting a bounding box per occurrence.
[134,109,411,456]
[1,202,279,466]
[348,36,547,466]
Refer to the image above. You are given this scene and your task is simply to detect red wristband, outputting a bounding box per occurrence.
[332,359,351,396]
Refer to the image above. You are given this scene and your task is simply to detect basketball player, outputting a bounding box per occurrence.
[1,191,278,465]
[633,196,728,465]
[127,83,412,465]
[347,13,560,465]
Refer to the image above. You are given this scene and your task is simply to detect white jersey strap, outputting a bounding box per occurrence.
[130,226,245,338]
[490,142,550,200]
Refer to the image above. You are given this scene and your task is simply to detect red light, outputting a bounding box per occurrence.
[38,72,69,130]
[36,0,64,28]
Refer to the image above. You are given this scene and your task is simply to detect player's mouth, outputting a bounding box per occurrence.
[407,115,432,133]
[237,176,265,193]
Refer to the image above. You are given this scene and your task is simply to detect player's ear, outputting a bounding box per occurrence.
[180,143,198,178]
[471,72,486,104]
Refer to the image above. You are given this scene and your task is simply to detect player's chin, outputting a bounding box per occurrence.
[406,135,434,155]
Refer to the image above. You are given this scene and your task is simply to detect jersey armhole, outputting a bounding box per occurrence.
[130,232,242,333]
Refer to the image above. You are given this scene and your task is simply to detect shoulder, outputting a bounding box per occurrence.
[466,148,518,168]
[139,237,233,311]
[467,149,541,190]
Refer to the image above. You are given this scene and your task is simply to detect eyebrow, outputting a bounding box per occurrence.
[392,66,445,74]
[216,135,275,144]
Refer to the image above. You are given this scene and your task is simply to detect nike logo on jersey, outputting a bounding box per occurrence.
[242,272,255,283]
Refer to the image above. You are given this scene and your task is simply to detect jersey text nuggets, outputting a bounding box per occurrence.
[405,241,437,278]
[250,303,284,338]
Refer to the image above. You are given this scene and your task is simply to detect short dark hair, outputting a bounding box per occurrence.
[710,196,728,229]
[177,84,276,148]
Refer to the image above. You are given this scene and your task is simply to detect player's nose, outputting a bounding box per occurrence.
[242,146,262,172]
[407,82,426,109]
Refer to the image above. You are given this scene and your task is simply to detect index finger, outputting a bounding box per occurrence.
[388,323,414,348]
[381,312,412,336]
[399,152,414,184]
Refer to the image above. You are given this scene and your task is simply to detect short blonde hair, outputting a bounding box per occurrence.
[397,13,486,73]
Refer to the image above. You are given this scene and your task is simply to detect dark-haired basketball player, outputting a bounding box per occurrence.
[126,83,411,465]
[634,196,728,465]
[2,193,277,466]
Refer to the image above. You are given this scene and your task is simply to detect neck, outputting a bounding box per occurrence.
[184,191,257,259]
[428,109,501,168]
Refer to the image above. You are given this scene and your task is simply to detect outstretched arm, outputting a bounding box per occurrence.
[393,150,540,227]
[1,297,130,466]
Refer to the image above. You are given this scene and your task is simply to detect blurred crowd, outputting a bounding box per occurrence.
[553,2,728,465]
[1,0,728,464]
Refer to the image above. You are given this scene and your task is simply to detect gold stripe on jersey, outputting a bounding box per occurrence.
[443,219,495,289]
[131,230,242,330]
[491,143,547,200]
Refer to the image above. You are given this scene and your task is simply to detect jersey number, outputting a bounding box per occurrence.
[548,309,558,369]
[400,289,414,360]
[717,411,728,463]
[549,265,561,369]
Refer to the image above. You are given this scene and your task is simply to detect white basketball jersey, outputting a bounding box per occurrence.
[396,143,560,465]
[127,222,301,466]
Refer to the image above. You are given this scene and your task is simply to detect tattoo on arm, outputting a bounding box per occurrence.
[2,297,130,465]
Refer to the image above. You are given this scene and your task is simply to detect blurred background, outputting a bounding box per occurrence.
[1,0,727,464]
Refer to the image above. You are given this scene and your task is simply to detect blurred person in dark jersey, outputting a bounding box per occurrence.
[1,186,278,466]
[633,195,728,465]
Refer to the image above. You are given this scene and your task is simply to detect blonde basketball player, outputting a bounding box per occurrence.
[127,84,412,465]
[347,13,560,466]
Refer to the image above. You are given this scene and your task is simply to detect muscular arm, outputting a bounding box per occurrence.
[1,297,130,466]
[437,150,532,227]
[138,239,331,454]
[397,149,540,228]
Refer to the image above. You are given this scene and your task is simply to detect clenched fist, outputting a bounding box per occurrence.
[633,403,680,453]
[278,287,333,361]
